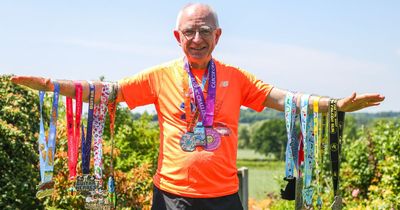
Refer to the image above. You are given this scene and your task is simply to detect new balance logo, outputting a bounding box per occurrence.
[220,81,229,87]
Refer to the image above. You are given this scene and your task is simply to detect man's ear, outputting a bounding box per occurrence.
[174,30,181,46]
[214,28,222,45]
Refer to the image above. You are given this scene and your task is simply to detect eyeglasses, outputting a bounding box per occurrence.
[180,26,215,40]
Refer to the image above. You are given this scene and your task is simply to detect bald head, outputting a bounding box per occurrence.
[175,3,219,30]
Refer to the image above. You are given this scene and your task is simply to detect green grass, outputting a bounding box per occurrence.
[237,148,268,160]
[237,149,285,201]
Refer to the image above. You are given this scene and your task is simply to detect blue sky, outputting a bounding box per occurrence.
[1,1,399,112]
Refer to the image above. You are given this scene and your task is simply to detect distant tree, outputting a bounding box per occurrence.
[251,119,286,160]
[238,125,251,149]
[239,108,284,124]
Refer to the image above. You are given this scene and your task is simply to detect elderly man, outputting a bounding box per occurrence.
[12,3,384,210]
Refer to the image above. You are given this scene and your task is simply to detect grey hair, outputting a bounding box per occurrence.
[175,3,219,30]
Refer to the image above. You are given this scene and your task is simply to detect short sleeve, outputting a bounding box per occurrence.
[118,67,163,110]
[240,70,273,112]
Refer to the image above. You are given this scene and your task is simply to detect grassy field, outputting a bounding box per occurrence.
[237,149,285,201]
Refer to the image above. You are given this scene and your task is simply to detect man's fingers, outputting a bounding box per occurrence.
[355,93,385,102]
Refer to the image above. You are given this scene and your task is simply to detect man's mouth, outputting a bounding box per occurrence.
[190,46,207,51]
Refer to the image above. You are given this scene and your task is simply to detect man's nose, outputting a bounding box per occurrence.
[192,31,202,42]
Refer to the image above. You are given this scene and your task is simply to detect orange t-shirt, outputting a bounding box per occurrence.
[119,58,273,198]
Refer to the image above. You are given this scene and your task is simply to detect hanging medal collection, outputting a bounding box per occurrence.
[36,81,119,210]
[180,58,221,152]
[281,92,345,210]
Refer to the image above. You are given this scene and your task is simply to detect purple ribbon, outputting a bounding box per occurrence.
[81,82,95,175]
[183,58,217,127]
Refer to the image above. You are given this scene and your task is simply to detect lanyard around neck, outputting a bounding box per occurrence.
[183,57,217,127]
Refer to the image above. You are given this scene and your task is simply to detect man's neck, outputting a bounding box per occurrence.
[188,58,211,70]
[190,63,207,70]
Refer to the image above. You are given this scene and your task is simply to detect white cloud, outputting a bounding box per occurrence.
[215,38,392,110]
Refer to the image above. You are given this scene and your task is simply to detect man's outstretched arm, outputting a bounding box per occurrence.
[10,76,126,103]
[263,87,385,113]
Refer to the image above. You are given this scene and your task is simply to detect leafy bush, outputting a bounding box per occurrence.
[1,75,159,209]
[44,107,159,210]
[0,75,43,209]
[342,119,400,209]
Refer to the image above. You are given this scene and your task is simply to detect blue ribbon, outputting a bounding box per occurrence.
[38,81,60,183]
[284,92,299,178]
[300,94,314,206]
[81,82,95,174]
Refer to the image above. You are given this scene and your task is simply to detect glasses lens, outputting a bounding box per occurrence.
[181,26,214,39]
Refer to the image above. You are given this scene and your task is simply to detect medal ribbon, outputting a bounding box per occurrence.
[183,75,202,132]
[107,82,118,208]
[66,82,82,180]
[329,99,345,196]
[313,97,323,208]
[183,57,217,127]
[284,92,299,178]
[38,81,60,183]
[300,94,314,206]
[182,63,203,132]
[81,82,95,175]
[93,83,111,181]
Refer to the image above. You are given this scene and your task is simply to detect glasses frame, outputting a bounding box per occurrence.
[179,26,217,40]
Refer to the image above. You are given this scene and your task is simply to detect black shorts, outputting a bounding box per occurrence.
[151,185,244,210]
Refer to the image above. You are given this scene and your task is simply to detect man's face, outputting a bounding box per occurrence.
[174,6,221,68]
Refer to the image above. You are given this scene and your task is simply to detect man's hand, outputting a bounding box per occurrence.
[11,76,54,91]
[11,75,96,102]
[337,92,385,112]
[11,75,125,103]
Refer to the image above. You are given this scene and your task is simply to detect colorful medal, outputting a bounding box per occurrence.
[180,132,196,152]
[204,127,221,151]
[193,122,206,144]
[36,81,60,199]
[180,105,201,152]
[107,176,116,209]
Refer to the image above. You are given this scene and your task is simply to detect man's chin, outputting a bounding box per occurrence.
[187,53,210,62]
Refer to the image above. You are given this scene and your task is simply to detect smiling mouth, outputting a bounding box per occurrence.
[190,47,207,51]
